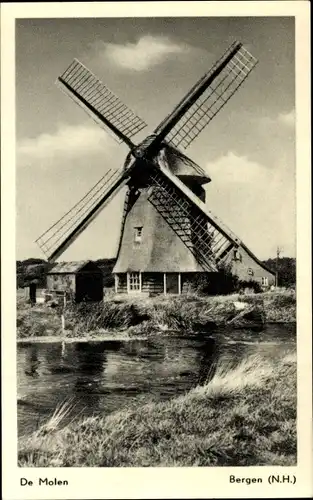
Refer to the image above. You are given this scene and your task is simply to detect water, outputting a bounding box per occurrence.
[17,324,295,436]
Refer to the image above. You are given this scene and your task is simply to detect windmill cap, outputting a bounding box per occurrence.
[157,143,211,184]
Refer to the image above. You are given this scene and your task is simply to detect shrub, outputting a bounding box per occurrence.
[235,279,262,294]
[183,265,239,296]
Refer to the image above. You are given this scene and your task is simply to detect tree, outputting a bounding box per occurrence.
[262,257,296,287]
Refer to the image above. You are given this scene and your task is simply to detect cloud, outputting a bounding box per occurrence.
[17,123,113,163]
[206,152,264,184]
[205,152,296,258]
[278,109,295,127]
[16,123,126,260]
[95,35,192,71]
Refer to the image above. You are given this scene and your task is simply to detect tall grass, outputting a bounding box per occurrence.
[37,399,76,435]
[17,301,63,338]
[18,351,296,467]
[17,288,296,339]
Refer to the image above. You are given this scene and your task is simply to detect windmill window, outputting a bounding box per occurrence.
[233,249,242,261]
[128,272,141,292]
[262,277,269,286]
[248,268,254,276]
[134,226,143,243]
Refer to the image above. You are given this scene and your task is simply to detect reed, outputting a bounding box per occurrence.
[16,288,296,339]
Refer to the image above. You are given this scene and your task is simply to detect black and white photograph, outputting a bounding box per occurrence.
[1,2,311,499]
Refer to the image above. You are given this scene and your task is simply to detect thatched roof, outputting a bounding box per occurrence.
[113,189,205,273]
[157,143,211,184]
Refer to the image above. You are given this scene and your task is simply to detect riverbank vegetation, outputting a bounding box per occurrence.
[18,350,296,467]
[17,288,296,340]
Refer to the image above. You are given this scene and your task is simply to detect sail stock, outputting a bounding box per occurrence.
[166,45,257,149]
[36,166,131,262]
[144,160,239,271]
[36,41,257,264]
[149,42,257,152]
[56,58,147,148]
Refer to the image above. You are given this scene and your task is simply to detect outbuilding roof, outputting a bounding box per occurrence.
[48,260,91,274]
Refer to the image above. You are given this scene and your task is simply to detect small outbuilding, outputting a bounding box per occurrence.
[46,261,103,303]
[23,278,41,305]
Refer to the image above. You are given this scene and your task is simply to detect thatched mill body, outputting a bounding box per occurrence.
[37,41,275,295]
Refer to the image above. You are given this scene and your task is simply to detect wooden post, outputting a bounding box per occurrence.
[276,246,282,288]
[61,291,67,333]
[178,273,181,295]
[163,273,167,295]
[61,314,65,332]
[29,283,36,305]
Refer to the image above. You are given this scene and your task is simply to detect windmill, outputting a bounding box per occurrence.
[36,41,276,295]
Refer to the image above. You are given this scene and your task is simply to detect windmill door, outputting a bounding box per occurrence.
[165,273,179,295]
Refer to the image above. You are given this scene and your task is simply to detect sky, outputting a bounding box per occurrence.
[16,17,295,261]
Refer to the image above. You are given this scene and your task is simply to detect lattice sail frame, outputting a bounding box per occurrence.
[36,159,237,268]
[36,41,258,264]
[146,167,235,272]
[36,166,131,262]
[165,44,258,150]
[57,59,147,145]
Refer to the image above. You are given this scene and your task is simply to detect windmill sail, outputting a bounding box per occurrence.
[145,160,240,271]
[37,156,239,268]
[150,42,257,151]
[36,165,132,262]
[37,40,256,271]
[56,59,147,148]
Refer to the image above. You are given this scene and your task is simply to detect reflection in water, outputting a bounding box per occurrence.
[75,342,108,375]
[17,325,296,437]
[74,343,108,413]
[196,337,218,386]
[24,344,40,377]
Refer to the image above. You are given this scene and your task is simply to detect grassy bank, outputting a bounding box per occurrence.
[17,289,296,339]
[18,351,296,466]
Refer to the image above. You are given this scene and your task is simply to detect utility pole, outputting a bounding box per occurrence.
[276,246,283,288]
